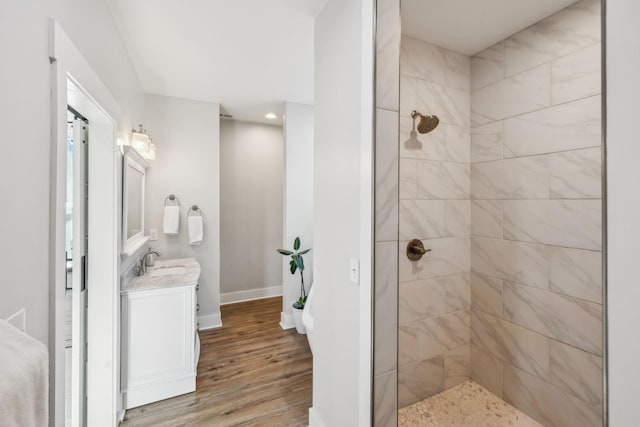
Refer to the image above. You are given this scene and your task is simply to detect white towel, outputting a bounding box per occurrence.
[188,215,203,245]
[0,320,48,427]
[163,205,180,235]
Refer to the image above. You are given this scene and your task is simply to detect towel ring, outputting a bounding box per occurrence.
[164,194,180,206]
[189,205,202,217]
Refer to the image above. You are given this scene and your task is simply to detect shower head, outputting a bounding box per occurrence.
[411,110,440,134]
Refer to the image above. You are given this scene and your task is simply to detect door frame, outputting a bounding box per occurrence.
[49,20,120,426]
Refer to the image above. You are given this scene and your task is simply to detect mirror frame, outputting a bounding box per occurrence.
[122,146,150,256]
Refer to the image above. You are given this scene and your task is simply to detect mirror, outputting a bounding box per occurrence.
[123,147,150,255]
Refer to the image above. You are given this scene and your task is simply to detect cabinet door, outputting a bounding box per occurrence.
[122,287,195,389]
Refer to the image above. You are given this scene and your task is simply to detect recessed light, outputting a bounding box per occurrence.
[265,113,277,120]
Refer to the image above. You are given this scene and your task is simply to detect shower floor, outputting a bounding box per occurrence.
[399,381,543,427]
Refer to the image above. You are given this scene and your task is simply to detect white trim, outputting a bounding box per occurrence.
[123,374,196,410]
[198,313,222,330]
[220,286,282,305]
[50,19,121,427]
[280,311,295,330]
[308,407,327,427]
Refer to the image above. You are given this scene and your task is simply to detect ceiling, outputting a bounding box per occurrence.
[107,0,581,124]
[401,0,580,55]
[106,0,328,124]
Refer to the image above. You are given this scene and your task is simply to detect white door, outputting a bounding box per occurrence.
[71,118,88,427]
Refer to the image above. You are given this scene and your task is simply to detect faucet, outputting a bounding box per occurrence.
[140,249,160,275]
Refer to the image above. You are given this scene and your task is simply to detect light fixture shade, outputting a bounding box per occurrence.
[131,125,156,160]
[145,142,157,161]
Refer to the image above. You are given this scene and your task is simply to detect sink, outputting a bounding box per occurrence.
[150,266,186,277]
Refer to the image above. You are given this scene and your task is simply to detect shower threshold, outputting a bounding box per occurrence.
[399,381,543,427]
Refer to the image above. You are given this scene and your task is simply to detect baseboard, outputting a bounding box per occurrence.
[220,286,282,305]
[280,311,295,330]
[124,374,195,410]
[198,313,222,330]
[117,409,125,424]
[308,407,326,427]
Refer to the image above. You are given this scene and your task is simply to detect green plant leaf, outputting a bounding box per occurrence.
[277,249,293,256]
[290,260,297,275]
[295,255,304,271]
[298,249,311,255]
[294,237,301,251]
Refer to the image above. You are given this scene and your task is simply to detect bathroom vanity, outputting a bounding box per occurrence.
[121,258,201,409]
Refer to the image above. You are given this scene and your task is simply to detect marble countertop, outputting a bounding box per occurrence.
[122,257,201,293]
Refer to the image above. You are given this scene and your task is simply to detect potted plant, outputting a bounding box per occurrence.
[277,237,310,334]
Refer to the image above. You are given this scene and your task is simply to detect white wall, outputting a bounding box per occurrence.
[219,120,283,302]
[144,94,221,328]
[311,0,373,425]
[281,102,314,325]
[0,1,143,424]
[606,1,640,425]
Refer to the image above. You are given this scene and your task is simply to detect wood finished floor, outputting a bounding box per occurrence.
[121,297,312,427]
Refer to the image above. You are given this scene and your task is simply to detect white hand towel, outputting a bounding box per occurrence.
[188,215,203,245]
[163,205,180,235]
[0,320,48,427]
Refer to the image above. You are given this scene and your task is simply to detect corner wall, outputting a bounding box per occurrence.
[144,94,221,329]
[469,1,603,426]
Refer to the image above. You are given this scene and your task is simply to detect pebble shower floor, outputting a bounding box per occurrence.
[398,381,544,427]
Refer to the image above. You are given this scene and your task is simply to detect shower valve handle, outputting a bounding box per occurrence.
[406,239,431,261]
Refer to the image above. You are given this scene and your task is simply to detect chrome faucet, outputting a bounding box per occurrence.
[140,249,160,274]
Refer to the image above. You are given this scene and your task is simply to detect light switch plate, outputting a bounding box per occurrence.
[350,258,359,285]
[149,228,158,241]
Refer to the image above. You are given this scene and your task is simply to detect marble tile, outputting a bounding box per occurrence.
[444,345,471,388]
[418,310,470,360]
[375,109,399,242]
[471,344,504,397]
[471,156,548,200]
[374,241,398,375]
[549,147,601,199]
[445,124,471,163]
[551,43,601,105]
[471,309,550,380]
[418,237,470,279]
[399,273,470,324]
[503,282,602,355]
[471,200,502,239]
[504,364,602,427]
[503,200,602,250]
[471,44,503,91]
[376,0,400,111]
[445,200,470,237]
[401,36,446,85]
[374,370,398,427]
[550,340,603,404]
[549,246,602,303]
[471,273,503,317]
[401,77,470,127]
[399,357,444,408]
[503,0,601,77]
[400,158,418,200]
[444,49,471,92]
[399,240,420,283]
[399,116,448,161]
[471,237,549,289]
[399,322,418,367]
[418,160,470,200]
[399,200,468,240]
[471,64,550,126]
[471,121,503,163]
[399,200,447,241]
[503,95,601,158]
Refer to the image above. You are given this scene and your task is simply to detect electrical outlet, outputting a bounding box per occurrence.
[350,258,359,285]
[149,228,158,241]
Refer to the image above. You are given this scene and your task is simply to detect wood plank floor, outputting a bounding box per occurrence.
[121,297,312,427]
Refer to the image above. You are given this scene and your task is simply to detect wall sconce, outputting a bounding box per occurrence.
[131,124,156,161]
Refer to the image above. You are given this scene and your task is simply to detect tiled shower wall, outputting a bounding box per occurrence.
[469,1,603,427]
[397,36,472,408]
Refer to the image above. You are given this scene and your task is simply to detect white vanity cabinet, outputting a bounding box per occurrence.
[121,258,201,410]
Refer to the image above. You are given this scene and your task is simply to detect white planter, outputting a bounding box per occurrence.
[292,307,306,334]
